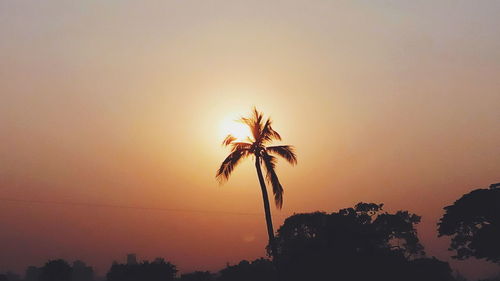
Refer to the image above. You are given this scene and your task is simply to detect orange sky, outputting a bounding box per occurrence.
[1,1,499,279]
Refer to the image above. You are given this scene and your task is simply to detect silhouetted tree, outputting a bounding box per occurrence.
[179,271,215,281]
[216,108,297,256]
[218,258,277,281]
[40,260,72,281]
[106,258,177,281]
[0,274,7,281]
[23,261,93,281]
[71,260,94,281]
[438,183,500,263]
[273,202,452,281]
[406,257,455,281]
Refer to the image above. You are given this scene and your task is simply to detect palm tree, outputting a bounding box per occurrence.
[216,108,297,257]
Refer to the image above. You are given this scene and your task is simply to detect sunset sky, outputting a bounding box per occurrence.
[1,1,499,279]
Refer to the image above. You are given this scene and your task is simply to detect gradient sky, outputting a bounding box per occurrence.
[1,0,499,279]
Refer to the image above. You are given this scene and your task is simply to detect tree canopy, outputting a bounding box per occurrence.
[438,183,500,263]
[272,202,453,281]
[40,260,72,281]
[106,258,177,281]
[217,258,277,281]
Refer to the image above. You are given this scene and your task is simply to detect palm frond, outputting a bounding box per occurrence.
[252,106,264,127]
[266,145,297,165]
[261,118,282,143]
[240,117,257,141]
[262,153,284,209]
[230,142,252,152]
[222,134,236,146]
[240,107,265,142]
[216,149,249,183]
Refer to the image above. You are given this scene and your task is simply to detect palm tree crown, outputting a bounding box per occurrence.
[216,108,297,208]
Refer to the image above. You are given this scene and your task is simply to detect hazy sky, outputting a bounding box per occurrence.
[1,0,499,279]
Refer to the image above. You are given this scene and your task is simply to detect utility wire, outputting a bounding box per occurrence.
[0,197,261,216]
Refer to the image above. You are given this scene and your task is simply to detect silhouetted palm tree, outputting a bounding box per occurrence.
[216,108,297,256]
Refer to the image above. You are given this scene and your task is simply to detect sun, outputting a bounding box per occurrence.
[219,118,253,142]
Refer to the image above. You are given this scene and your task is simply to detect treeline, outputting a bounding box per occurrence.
[2,257,500,281]
[0,260,94,281]
[1,183,498,281]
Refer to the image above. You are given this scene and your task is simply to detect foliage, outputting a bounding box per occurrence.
[216,108,297,256]
[272,202,453,281]
[179,271,215,281]
[438,183,500,263]
[217,258,277,281]
[216,107,297,208]
[106,258,177,281]
[40,260,72,281]
[407,257,455,281]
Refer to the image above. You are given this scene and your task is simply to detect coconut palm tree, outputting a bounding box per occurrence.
[216,108,297,257]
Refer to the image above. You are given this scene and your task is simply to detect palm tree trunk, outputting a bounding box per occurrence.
[255,156,277,257]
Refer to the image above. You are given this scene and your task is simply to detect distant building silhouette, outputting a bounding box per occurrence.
[24,266,40,281]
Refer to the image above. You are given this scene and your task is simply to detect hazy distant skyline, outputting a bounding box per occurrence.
[1,1,499,279]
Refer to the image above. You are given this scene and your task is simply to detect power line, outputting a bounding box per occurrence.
[0,197,261,216]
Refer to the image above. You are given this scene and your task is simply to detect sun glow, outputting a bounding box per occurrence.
[219,118,253,142]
